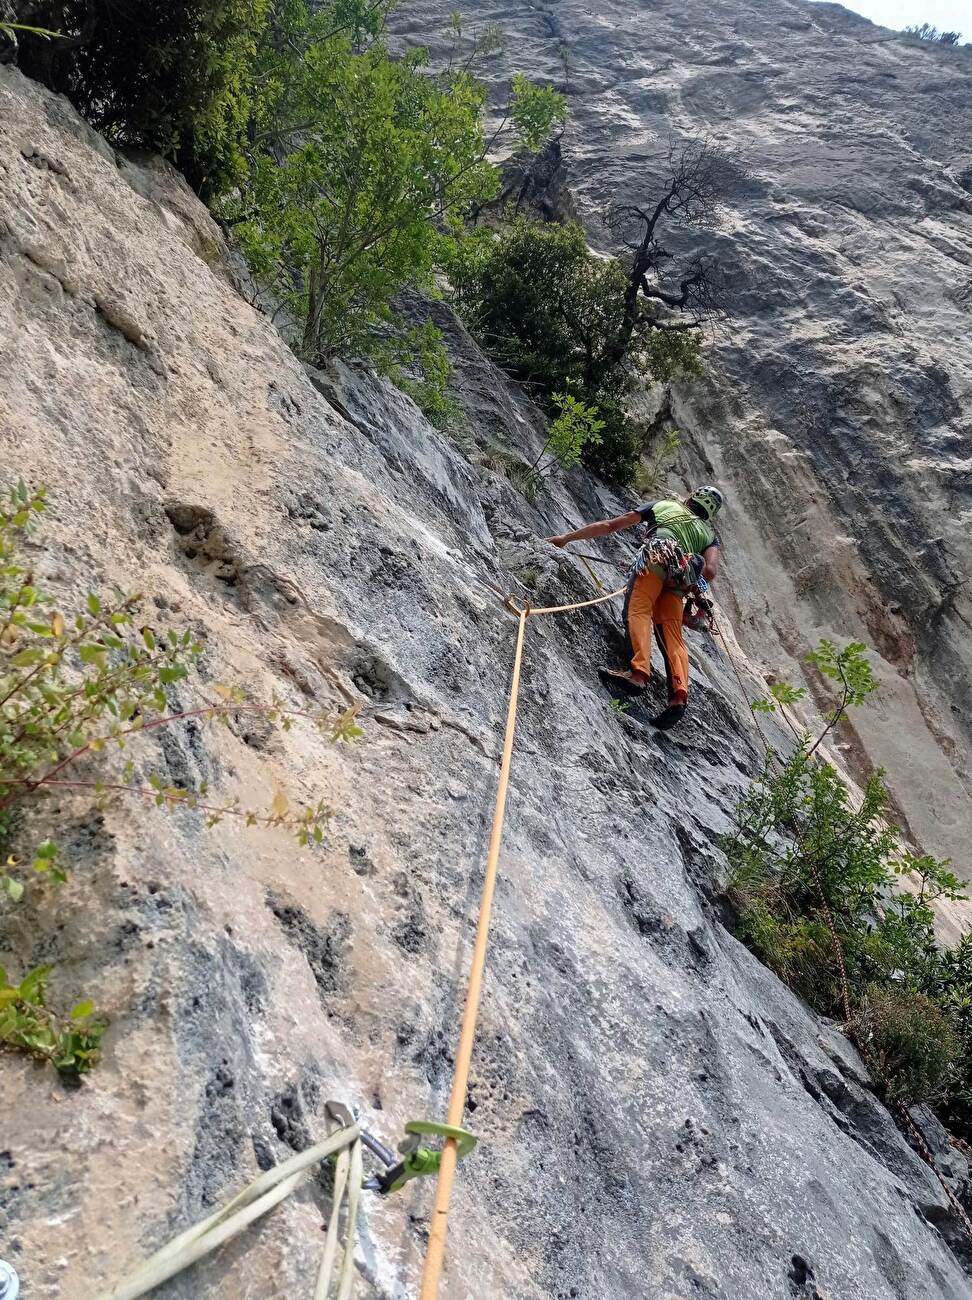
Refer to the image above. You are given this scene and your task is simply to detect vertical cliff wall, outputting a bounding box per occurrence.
[394,0,972,875]
[1,10,972,1298]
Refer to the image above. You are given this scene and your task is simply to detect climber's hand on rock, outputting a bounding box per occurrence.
[545,536,567,548]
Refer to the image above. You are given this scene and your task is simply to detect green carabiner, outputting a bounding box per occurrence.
[375,1120,478,1194]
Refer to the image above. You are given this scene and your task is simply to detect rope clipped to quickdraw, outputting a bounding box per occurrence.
[100,1105,482,1299]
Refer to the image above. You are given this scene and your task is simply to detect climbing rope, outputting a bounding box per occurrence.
[420,579,628,1297]
[101,546,971,1298]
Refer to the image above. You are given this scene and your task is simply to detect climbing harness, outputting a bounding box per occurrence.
[683,576,714,631]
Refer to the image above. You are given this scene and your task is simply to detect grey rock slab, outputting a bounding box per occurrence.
[1,47,970,1300]
[391,0,972,879]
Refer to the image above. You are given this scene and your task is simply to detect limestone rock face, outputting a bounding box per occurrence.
[1,29,971,1300]
[394,0,972,876]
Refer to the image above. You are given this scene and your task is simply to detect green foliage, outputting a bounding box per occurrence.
[751,681,808,715]
[806,639,876,716]
[633,428,681,497]
[0,482,361,1073]
[853,986,960,1105]
[226,1,564,366]
[542,394,605,471]
[14,1,272,197]
[608,696,632,716]
[375,321,462,429]
[448,217,702,483]
[509,73,567,152]
[727,636,972,1138]
[904,22,962,45]
[526,393,605,491]
[0,964,104,1078]
[448,219,621,391]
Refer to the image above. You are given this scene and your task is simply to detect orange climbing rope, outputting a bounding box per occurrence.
[424,566,972,1295]
[420,582,626,1298]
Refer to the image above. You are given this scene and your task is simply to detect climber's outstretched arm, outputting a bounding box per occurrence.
[545,511,642,547]
[701,544,719,582]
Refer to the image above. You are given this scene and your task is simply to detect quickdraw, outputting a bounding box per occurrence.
[325,1103,478,1197]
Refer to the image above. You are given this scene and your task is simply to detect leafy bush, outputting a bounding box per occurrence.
[634,428,681,496]
[448,216,703,483]
[904,22,962,45]
[853,986,960,1105]
[375,321,462,430]
[0,964,103,1079]
[226,2,564,367]
[727,746,898,1014]
[0,482,360,1073]
[12,0,271,196]
[528,393,604,483]
[726,637,972,1139]
[448,140,736,482]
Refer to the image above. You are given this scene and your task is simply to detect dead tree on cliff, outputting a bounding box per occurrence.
[586,137,735,390]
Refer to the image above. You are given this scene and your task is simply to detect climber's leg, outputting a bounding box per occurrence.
[599,570,663,694]
[627,570,663,681]
[653,588,689,706]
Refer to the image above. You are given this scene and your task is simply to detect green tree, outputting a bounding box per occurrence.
[12,0,272,197]
[726,637,972,1131]
[448,217,703,482]
[226,1,564,367]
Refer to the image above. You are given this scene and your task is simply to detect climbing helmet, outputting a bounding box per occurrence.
[691,485,724,520]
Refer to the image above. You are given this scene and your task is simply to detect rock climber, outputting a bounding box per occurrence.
[545,487,724,731]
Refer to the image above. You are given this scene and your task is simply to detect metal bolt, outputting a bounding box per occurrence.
[0,1260,20,1299]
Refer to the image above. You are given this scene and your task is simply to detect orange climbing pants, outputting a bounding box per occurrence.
[624,571,689,702]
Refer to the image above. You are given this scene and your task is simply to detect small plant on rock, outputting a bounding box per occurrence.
[0,481,360,1074]
[0,964,103,1080]
[726,636,972,1142]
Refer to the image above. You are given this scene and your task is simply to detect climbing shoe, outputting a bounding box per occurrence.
[598,667,646,697]
[650,702,687,731]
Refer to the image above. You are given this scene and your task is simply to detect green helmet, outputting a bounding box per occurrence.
[691,485,724,520]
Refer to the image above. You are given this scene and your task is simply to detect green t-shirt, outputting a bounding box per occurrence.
[638,499,719,555]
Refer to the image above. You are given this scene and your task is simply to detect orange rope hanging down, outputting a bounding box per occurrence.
[420,583,625,1298]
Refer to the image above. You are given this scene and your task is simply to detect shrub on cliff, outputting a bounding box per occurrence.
[12,0,271,196]
[448,140,732,484]
[726,639,972,1133]
[904,23,962,45]
[0,482,360,1076]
